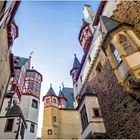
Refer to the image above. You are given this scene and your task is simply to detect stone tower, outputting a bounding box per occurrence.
[41,85,59,139]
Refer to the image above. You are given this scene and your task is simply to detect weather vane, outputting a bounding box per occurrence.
[29,51,34,59]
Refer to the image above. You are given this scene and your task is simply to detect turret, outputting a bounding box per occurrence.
[79,4,95,53]
[42,85,59,139]
[58,87,67,109]
[43,84,58,108]
[70,54,81,84]
[22,69,42,99]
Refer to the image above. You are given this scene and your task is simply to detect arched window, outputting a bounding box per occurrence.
[118,34,136,55]
[110,43,121,63]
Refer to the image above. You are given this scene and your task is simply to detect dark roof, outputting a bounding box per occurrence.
[14,56,29,68]
[93,1,107,26]
[46,86,57,96]
[100,16,121,35]
[62,87,74,109]
[58,89,65,98]
[6,103,27,128]
[6,104,23,117]
[70,54,80,74]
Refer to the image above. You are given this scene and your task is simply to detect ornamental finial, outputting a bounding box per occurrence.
[50,83,52,87]
[61,82,64,88]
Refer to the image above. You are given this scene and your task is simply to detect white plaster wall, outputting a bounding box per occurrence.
[24,121,37,139]
[79,96,106,139]
[0,98,11,116]
[20,95,39,139]
[20,95,39,123]
[81,122,106,139]
[85,96,101,122]
[20,95,31,119]
[0,117,19,139]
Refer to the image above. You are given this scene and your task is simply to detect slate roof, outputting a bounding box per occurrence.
[46,86,57,96]
[100,16,121,35]
[58,88,65,98]
[72,54,80,70]
[62,87,74,109]
[14,56,29,68]
[70,54,81,75]
[6,104,23,117]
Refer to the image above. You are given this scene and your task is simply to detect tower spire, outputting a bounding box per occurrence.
[70,54,81,84]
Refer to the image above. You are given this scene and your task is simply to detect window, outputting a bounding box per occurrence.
[5,119,14,132]
[93,108,101,117]
[36,84,40,92]
[96,62,102,73]
[52,98,56,103]
[80,76,82,83]
[46,98,51,103]
[53,116,56,123]
[48,129,52,135]
[80,104,88,131]
[33,83,37,91]
[118,34,136,55]
[33,83,40,92]
[30,123,35,133]
[88,55,91,63]
[28,81,34,89]
[30,72,35,77]
[32,99,38,109]
[111,43,121,63]
[15,70,20,77]
[26,72,31,77]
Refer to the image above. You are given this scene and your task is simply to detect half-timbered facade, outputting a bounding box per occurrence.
[0,55,42,139]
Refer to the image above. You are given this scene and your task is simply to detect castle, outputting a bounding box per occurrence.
[71,1,140,139]
[41,85,80,139]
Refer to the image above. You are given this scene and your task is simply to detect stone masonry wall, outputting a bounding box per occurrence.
[111,1,140,39]
[87,49,140,138]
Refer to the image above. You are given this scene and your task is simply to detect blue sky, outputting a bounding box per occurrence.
[13,1,100,137]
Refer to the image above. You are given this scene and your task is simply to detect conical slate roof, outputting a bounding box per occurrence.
[72,54,80,70]
[46,85,56,96]
[100,16,121,35]
[62,87,74,109]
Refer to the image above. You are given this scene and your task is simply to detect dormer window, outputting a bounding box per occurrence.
[46,98,51,103]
